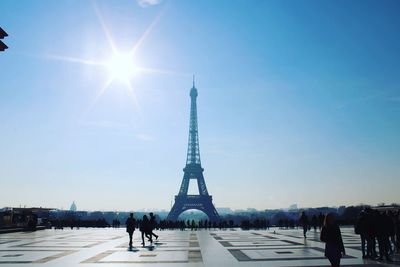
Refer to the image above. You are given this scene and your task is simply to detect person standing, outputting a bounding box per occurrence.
[355,211,368,258]
[396,211,400,253]
[318,213,325,230]
[125,213,136,248]
[320,213,345,267]
[364,208,375,258]
[376,211,392,261]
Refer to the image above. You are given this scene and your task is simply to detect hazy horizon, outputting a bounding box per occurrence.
[3,201,394,213]
[1,0,400,211]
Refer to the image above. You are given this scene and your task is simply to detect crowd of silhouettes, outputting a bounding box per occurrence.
[355,208,399,261]
[111,219,121,228]
[155,219,270,231]
[158,219,220,230]
[50,217,294,231]
[239,219,270,230]
[276,213,325,232]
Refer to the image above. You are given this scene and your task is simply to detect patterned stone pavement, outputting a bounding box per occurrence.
[0,227,398,266]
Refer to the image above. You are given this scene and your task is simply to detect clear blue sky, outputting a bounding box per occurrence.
[1,0,399,211]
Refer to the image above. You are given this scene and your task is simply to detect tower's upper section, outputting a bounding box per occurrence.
[190,76,198,98]
[186,76,201,165]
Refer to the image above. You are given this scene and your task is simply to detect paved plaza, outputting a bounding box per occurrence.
[0,227,398,266]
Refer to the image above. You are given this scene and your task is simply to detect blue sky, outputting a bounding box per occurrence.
[1,0,399,211]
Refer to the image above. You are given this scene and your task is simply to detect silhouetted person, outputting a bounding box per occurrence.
[355,211,368,258]
[318,213,325,230]
[312,215,318,231]
[370,210,379,258]
[140,215,152,247]
[387,211,395,254]
[125,213,136,248]
[28,215,38,231]
[320,213,345,267]
[395,211,400,253]
[299,211,309,238]
[376,211,392,261]
[363,208,374,258]
[149,212,159,241]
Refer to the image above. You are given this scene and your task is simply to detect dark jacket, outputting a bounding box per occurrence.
[149,216,157,230]
[321,224,345,257]
[355,213,367,235]
[383,213,395,237]
[126,217,136,233]
[299,214,309,226]
[140,218,151,233]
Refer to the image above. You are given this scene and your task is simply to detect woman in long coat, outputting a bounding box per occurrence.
[320,213,346,267]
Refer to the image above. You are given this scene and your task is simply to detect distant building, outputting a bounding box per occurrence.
[289,204,298,211]
[216,207,233,214]
[0,207,53,228]
[69,201,77,212]
[246,208,258,212]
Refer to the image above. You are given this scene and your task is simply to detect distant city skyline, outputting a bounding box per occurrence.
[1,0,400,211]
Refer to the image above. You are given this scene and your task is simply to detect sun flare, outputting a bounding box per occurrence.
[106,53,138,82]
[44,2,167,116]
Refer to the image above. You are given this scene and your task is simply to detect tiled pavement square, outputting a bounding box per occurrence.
[229,247,327,261]
[82,249,202,264]
[0,250,76,264]
[0,227,398,266]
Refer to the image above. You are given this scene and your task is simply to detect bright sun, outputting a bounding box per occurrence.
[106,53,138,82]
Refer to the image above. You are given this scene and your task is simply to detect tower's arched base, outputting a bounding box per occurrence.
[166,195,219,222]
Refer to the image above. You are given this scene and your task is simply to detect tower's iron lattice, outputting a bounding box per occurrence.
[166,78,219,222]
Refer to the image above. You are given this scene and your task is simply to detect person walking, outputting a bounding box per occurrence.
[149,212,159,241]
[320,213,345,267]
[125,213,136,248]
[312,215,318,231]
[299,211,309,238]
[140,215,152,247]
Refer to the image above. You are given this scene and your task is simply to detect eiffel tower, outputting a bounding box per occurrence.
[166,77,220,222]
